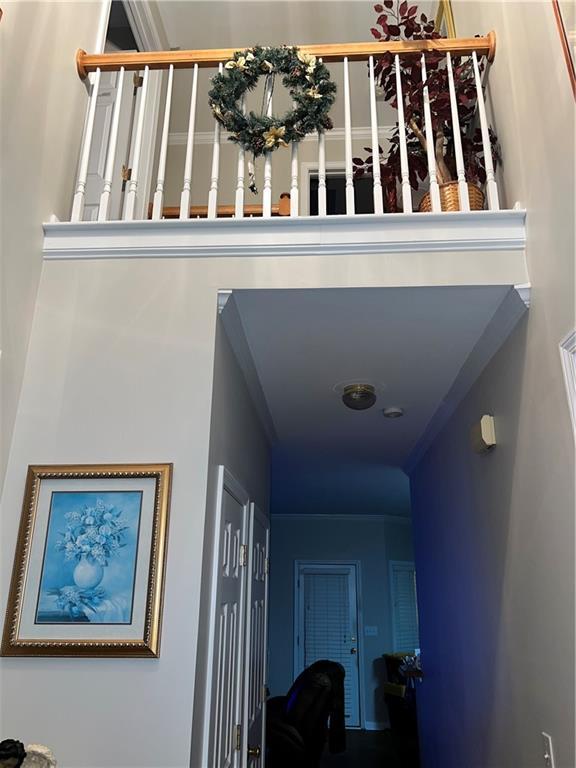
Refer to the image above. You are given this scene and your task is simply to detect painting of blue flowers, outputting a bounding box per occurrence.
[35,491,143,624]
[2,464,172,657]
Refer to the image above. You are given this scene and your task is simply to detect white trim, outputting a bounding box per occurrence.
[168,125,395,147]
[43,209,527,261]
[217,289,232,314]
[96,1,112,55]
[389,559,419,653]
[514,282,531,308]
[293,560,366,729]
[123,0,166,50]
[560,329,576,439]
[272,513,411,525]
[300,161,345,218]
[219,294,278,445]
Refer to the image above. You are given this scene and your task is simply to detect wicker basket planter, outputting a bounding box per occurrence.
[419,181,484,212]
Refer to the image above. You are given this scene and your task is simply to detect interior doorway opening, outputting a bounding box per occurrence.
[193,283,525,768]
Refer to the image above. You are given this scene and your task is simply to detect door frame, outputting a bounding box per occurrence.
[293,559,366,729]
[389,559,419,653]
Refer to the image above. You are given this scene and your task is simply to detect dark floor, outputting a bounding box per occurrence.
[320,729,402,768]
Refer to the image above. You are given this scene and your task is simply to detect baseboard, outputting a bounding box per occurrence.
[364,720,389,731]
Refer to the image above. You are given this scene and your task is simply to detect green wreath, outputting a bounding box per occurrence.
[208,45,337,190]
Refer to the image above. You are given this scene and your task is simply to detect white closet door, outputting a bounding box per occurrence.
[243,504,270,768]
[295,562,361,727]
[207,468,250,768]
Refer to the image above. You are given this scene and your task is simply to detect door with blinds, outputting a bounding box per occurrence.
[390,561,420,652]
[294,562,361,728]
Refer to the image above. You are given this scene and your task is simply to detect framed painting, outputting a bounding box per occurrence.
[435,0,456,38]
[552,0,576,97]
[1,463,172,657]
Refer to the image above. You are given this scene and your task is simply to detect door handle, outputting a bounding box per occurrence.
[248,745,261,759]
[350,647,357,654]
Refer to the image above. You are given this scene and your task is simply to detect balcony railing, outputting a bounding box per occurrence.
[71,34,501,225]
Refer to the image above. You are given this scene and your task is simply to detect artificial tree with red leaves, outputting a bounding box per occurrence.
[354,0,501,212]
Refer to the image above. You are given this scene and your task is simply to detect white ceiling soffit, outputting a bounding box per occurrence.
[222,285,527,469]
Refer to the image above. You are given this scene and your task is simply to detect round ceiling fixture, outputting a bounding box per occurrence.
[342,384,377,411]
[382,406,404,419]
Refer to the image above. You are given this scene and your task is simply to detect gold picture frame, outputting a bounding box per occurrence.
[435,0,456,38]
[2,463,172,657]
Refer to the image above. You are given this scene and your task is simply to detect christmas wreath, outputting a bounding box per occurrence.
[208,45,337,191]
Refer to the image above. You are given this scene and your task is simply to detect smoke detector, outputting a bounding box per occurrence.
[382,406,404,419]
[342,384,377,411]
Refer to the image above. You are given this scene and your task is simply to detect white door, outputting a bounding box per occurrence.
[243,504,270,768]
[207,468,250,768]
[83,67,137,221]
[390,561,420,653]
[295,562,362,728]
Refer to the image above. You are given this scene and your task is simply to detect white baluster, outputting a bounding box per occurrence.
[317,132,327,216]
[124,66,150,221]
[290,140,299,216]
[180,63,199,220]
[262,75,273,219]
[316,58,327,217]
[446,53,469,212]
[71,67,102,222]
[395,54,412,214]
[235,95,246,218]
[207,63,223,220]
[472,51,499,211]
[343,56,355,215]
[152,64,174,220]
[420,54,441,212]
[369,56,384,215]
[98,67,125,222]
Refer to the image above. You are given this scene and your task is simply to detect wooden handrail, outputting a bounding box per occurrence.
[77,33,496,79]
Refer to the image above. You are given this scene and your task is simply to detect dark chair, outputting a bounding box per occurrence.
[266,660,346,768]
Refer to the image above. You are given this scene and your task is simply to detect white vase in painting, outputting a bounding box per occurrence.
[73,556,104,590]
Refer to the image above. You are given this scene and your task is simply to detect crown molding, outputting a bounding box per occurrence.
[168,125,395,147]
[514,282,531,308]
[271,513,412,524]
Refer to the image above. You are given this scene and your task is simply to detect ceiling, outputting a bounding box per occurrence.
[223,285,511,469]
[153,0,437,132]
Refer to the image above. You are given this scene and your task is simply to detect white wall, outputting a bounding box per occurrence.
[0,251,441,768]
[268,514,414,730]
[409,3,575,767]
[0,0,109,493]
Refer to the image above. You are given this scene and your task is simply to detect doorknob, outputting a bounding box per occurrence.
[350,647,357,654]
[248,745,261,759]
